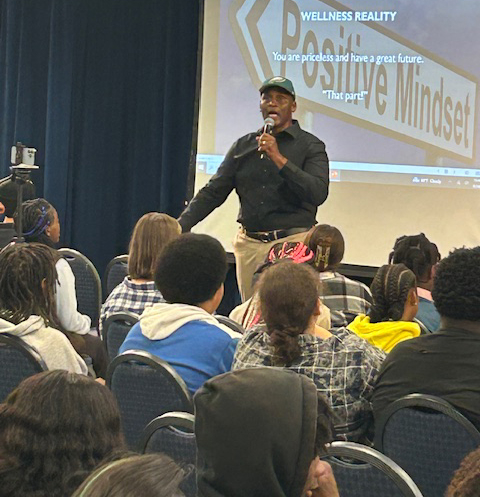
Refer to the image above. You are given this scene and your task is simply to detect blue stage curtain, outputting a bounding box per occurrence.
[0,0,199,274]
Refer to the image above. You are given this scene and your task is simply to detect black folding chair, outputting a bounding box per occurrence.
[102,311,138,361]
[58,248,102,326]
[103,254,128,300]
[141,412,196,497]
[214,315,246,334]
[106,350,193,450]
[323,441,423,497]
[0,333,47,401]
[375,394,480,497]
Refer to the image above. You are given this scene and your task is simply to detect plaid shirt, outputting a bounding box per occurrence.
[233,326,386,443]
[99,277,164,333]
[319,271,373,328]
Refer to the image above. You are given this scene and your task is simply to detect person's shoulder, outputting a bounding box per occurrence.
[181,319,236,341]
[334,327,386,357]
[104,278,130,302]
[383,333,432,363]
[294,123,326,146]
[55,256,71,272]
[232,131,259,149]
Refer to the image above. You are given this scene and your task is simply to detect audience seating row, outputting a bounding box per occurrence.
[110,349,480,497]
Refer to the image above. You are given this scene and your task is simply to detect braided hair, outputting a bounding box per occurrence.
[0,243,60,327]
[389,233,440,284]
[259,262,320,366]
[369,264,416,323]
[304,224,345,272]
[14,198,56,247]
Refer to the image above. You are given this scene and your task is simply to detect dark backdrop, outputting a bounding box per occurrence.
[0,0,200,276]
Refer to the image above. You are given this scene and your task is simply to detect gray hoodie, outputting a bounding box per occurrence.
[0,315,88,375]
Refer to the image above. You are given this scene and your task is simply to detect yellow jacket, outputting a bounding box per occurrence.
[347,314,420,353]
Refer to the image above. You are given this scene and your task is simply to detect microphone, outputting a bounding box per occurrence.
[260,117,275,159]
[263,116,275,134]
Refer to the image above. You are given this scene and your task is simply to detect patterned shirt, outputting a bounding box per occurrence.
[233,326,386,443]
[319,271,373,328]
[99,277,164,332]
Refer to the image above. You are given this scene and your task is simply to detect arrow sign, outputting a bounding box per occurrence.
[229,0,477,163]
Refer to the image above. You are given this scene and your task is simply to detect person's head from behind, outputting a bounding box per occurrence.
[155,233,227,314]
[0,370,124,497]
[369,264,418,323]
[389,233,441,291]
[14,198,60,246]
[72,454,185,497]
[259,262,321,366]
[447,446,480,497]
[0,174,35,220]
[194,368,335,497]
[432,247,480,324]
[128,212,181,280]
[0,242,58,327]
[304,224,345,272]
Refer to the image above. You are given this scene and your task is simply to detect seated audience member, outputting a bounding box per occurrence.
[195,368,339,497]
[372,247,480,429]
[119,233,241,395]
[0,370,125,497]
[347,264,421,352]
[100,212,181,333]
[447,447,480,497]
[233,262,385,442]
[0,173,35,248]
[17,198,108,377]
[229,241,331,330]
[0,243,88,373]
[389,233,442,332]
[304,224,373,328]
[72,454,186,497]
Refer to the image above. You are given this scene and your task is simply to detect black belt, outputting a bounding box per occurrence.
[243,227,311,243]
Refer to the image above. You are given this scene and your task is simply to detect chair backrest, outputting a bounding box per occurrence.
[413,318,430,334]
[0,333,47,402]
[214,315,246,335]
[58,248,102,325]
[106,350,193,450]
[141,412,196,497]
[103,254,128,300]
[102,311,138,361]
[322,441,423,497]
[375,394,480,497]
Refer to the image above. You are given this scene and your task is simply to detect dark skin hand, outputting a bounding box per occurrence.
[256,132,288,169]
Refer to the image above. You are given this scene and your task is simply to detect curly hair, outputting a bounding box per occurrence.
[304,224,345,272]
[0,242,60,328]
[0,371,125,497]
[14,198,57,247]
[389,233,440,284]
[72,454,186,497]
[432,247,480,321]
[155,233,227,305]
[259,262,320,366]
[447,446,480,497]
[128,212,181,280]
[369,264,416,323]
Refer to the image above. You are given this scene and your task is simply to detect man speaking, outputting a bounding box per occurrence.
[179,77,329,300]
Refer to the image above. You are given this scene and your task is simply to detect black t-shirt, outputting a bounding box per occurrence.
[372,327,480,429]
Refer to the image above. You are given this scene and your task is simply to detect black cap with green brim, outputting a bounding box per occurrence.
[259,76,295,100]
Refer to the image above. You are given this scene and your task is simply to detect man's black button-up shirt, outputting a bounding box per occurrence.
[179,121,329,232]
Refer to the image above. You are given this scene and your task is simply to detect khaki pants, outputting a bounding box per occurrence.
[232,229,308,301]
